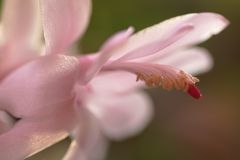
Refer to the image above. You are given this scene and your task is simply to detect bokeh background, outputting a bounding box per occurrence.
[3,0,237,159]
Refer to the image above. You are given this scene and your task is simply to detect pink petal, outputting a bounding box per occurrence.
[88,91,153,140]
[1,0,41,47]
[152,47,213,75]
[0,55,79,118]
[0,110,15,134]
[0,98,78,160]
[40,0,92,55]
[169,13,229,48]
[0,45,38,79]
[100,27,134,52]
[115,25,193,61]
[109,13,228,61]
[0,118,69,160]
[79,28,134,84]
[0,0,42,79]
[63,107,108,160]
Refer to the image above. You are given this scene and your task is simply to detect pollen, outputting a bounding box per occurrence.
[136,70,200,93]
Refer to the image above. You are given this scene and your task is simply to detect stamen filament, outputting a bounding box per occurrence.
[104,61,201,99]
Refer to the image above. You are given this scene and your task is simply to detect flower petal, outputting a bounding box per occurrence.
[169,13,229,48]
[1,0,41,48]
[115,25,193,61]
[110,13,228,61]
[0,45,38,79]
[0,55,79,118]
[152,47,213,75]
[88,91,153,140]
[100,27,134,53]
[0,110,15,134]
[63,107,108,160]
[0,118,68,160]
[40,0,92,55]
[78,27,134,84]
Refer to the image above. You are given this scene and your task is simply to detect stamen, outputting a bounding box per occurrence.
[104,61,201,99]
[136,70,199,93]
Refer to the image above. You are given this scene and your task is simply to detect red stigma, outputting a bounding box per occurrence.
[187,84,202,99]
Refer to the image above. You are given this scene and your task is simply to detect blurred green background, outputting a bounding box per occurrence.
[6,0,238,159]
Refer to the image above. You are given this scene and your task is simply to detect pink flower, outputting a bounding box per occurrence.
[0,0,229,160]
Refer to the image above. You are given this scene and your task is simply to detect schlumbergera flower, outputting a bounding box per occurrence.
[0,0,229,159]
